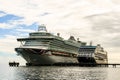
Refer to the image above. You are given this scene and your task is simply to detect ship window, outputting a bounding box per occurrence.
[30,33,48,36]
[24,40,49,46]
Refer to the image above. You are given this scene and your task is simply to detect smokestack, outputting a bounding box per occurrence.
[57,33,60,37]
[77,38,79,41]
[90,41,92,46]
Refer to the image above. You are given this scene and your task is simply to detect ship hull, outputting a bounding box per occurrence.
[77,56,108,64]
[15,48,78,65]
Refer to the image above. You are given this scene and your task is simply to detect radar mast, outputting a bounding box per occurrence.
[38,24,47,32]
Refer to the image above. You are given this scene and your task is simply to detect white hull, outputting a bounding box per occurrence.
[15,48,78,65]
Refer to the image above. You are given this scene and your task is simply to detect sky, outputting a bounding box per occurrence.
[0,0,120,65]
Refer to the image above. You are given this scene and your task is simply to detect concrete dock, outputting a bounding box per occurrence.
[25,63,120,67]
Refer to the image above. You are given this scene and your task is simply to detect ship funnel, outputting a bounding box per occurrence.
[77,38,79,41]
[97,44,101,47]
[38,24,47,32]
[77,38,81,43]
[57,33,60,37]
[68,36,76,41]
[90,41,92,46]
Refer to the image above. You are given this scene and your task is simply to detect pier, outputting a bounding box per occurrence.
[77,63,120,67]
[9,62,19,67]
[25,63,120,67]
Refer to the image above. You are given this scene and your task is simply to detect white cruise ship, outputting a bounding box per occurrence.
[15,25,86,66]
[77,44,108,64]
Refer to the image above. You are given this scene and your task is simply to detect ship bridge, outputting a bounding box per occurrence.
[38,24,47,32]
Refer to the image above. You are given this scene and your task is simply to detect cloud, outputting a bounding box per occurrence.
[0,0,119,34]
[0,0,118,27]
[0,11,6,17]
[0,14,23,23]
[0,15,23,29]
[0,23,13,29]
[16,28,35,32]
[0,35,19,54]
[112,0,120,4]
[88,13,120,32]
[85,12,120,47]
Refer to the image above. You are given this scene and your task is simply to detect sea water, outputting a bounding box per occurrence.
[0,65,120,80]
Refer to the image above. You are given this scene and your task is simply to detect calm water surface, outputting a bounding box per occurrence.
[0,65,120,80]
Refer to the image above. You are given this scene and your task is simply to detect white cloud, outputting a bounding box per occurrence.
[0,19,24,29]
[0,35,19,54]
[0,0,118,26]
[0,23,14,29]
[16,28,35,32]
[0,12,6,17]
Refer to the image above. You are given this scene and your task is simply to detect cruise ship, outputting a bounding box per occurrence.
[15,25,86,65]
[77,43,108,64]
